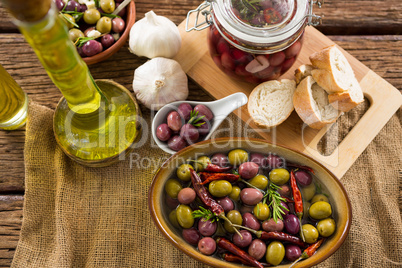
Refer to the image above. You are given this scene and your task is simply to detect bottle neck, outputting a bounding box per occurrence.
[15,5,102,114]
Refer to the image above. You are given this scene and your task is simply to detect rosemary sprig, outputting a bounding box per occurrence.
[241,0,258,13]
[60,13,80,28]
[188,111,206,127]
[75,36,96,47]
[94,0,100,8]
[264,182,289,222]
[101,13,121,19]
[192,206,219,222]
[62,10,84,22]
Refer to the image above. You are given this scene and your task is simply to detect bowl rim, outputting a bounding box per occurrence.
[83,1,136,65]
[148,137,352,268]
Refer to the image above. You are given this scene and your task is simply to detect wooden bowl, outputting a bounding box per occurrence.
[148,138,352,268]
[83,1,136,65]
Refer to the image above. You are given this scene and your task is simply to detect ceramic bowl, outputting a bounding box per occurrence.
[148,138,352,268]
[151,93,248,154]
[83,1,136,65]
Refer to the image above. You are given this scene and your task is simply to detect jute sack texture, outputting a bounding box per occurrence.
[11,102,402,267]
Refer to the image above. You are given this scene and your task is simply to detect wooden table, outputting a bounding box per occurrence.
[0,0,401,267]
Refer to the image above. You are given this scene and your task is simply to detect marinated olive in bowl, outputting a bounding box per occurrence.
[160,148,340,266]
[54,0,131,61]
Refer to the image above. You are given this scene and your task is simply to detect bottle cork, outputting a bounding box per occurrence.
[1,0,52,22]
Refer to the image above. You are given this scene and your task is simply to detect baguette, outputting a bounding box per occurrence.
[293,76,341,129]
[248,79,296,128]
[294,64,315,85]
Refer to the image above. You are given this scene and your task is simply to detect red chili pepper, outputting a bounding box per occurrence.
[200,172,240,185]
[217,238,264,268]
[259,231,305,248]
[289,238,325,268]
[287,162,315,174]
[192,160,233,173]
[290,170,305,242]
[223,254,271,267]
[263,8,282,24]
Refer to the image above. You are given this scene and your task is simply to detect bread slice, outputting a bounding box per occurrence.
[328,79,364,112]
[293,76,342,129]
[248,79,296,128]
[295,64,315,85]
[309,45,356,94]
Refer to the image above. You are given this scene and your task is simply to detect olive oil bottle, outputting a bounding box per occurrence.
[0,64,28,130]
[5,0,140,166]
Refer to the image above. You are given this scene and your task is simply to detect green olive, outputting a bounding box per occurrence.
[169,210,180,229]
[249,174,268,190]
[96,16,112,34]
[224,210,242,233]
[302,224,319,243]
[100,0,115,14]
[176,204,194,229]
[229,186,241,201]
[228,149,248,166]
[165,179,182,199]
[83,9,101,25]
[269,168,290,185]
[300,182,316,201]
[317,218,336,237]
[254,202,270,221]
[311,194,329,204]
[59,13,75,29]
[68,28,84,42]
[176,164,193,181]
[266,241,285,266]
[303,201,311,219]
[194,156,211,172]
[309,201,332,220]
[209,180,233,198]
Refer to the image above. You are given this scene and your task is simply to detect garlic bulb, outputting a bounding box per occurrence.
[129,11,181,59]
[133,57,188,110]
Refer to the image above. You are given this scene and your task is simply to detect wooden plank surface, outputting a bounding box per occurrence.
[0,0,401,266]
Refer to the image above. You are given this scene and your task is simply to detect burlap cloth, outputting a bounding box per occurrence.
[11,101,401,267]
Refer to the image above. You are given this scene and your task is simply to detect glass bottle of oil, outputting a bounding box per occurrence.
[0,64,28,130]
[6,1,140,166]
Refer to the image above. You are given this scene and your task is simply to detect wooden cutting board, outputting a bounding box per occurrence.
[174,13,402,179]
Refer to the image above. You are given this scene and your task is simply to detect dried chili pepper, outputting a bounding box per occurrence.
[290,169,305,242]
[191,160,232,173]
[200,172,240,185]
[217,238,264,268]
[231,224,306,248]
[287,162,315,174]
[289,238,325,268]
[223,253,271,267]
[263,8,282,24]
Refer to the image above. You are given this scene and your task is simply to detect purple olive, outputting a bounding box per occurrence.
[112,17,125,33]
[286,245,302,261]
[65,0,80,11]
[100,34,115,49]
[167,111,183,132]
[82,40,103,57]
[217,197,234,213]
[280,201,290,216]
[238,162,259,179]
[156,123,172,142]
[211,153,230,167]
[283,214,300,235]
[197,120,211,136]
[77,46,86,57]
[198,237,216,256]
[250,153,265,166]
[277,184,291,196]
[177,188,196,205]
[79,4,88,12]
[177,103,192,120]
[233,230,253,248]
[248,239,266,260]
[193,104,213,121]
[115,3,126,17]
[180,124,199,144]
[242,212,261,231]
[262,218,284,232]
[240,188,263,206]
[198,219,217,237]
[165,195,179,209]
[167,135,187,152]
[182,228,201,245]
[264,154,284,169]
[55,0,65,11]
[294,170,313,186]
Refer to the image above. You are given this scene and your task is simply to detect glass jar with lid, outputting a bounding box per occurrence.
[186,0,322,83]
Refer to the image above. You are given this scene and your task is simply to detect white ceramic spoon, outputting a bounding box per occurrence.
[152,93,248,154]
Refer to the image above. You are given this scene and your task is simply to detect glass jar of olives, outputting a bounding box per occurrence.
[186,0,323,83]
